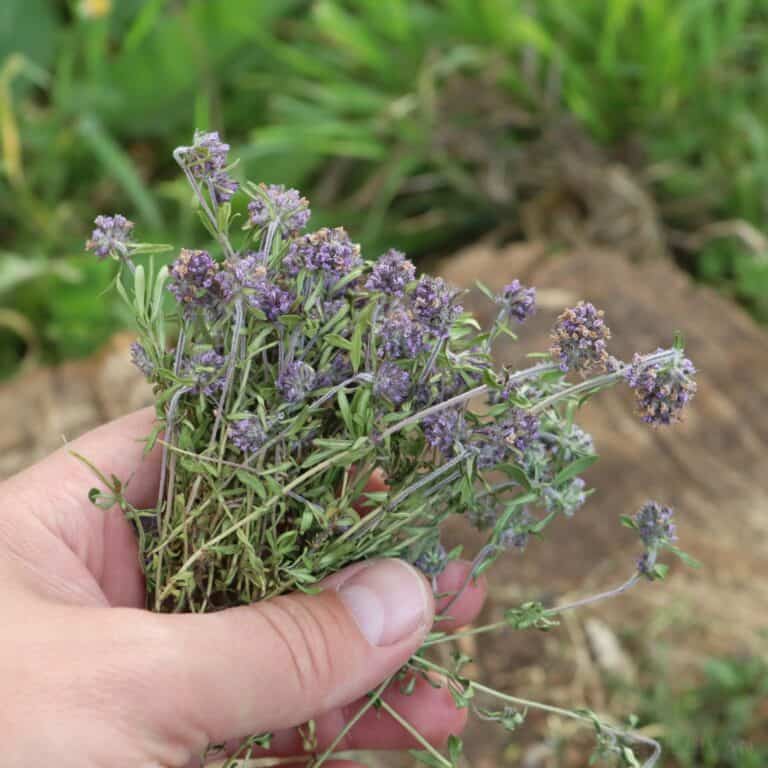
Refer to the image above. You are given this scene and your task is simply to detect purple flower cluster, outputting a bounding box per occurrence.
[543,477,587,517]
[180,130,238,203]
[413,541,448,577]
[130,341,154,378]
[423,408,464,456]
[169,249,220,308]
[550,301,611,373]
[286,227,361,282]
[365,249,416,297]
[624,349,697,426]
[249,280,294,321]
[85,214,134,260]
[228,415,267,454]
[374,362,411,406]
[377,309,426,359]
[473,409,540,469]
[499,507,532,551]
[499,279,536,323]
[412,275,462,332]
[247,184,310,234]
[634,501,677,546]
[277,361,316,403]
[188,349,226,396]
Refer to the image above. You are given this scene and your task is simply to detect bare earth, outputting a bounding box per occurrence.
[1,243,766,766]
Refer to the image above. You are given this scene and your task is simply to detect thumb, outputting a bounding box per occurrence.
[129,558,433,748]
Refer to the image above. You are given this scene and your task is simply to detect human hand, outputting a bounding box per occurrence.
[0,409,486,768]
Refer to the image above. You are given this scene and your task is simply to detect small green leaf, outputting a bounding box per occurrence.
[553,455,598,485]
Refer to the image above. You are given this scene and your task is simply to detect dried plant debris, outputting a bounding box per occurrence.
[84,131,699,767]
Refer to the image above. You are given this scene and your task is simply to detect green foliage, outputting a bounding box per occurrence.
[2,0,768,379]
[637,652,768,767]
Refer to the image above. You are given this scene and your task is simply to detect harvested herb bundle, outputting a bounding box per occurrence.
[86,131,698,767]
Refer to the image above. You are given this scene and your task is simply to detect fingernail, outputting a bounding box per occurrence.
[337,559,431,646]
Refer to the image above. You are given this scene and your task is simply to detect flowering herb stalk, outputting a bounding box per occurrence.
[85,131,699,767]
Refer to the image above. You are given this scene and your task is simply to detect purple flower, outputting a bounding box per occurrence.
[543,477,587,517]
[377,309,427,359]
[374,362,411,405]
[248,281,294,321]
[213,252,268,302]
[413,541,448,577]
[473,409,540,469]
[411,275,462,332]
[624,349,697,426]
[277,361,316,403]
[539,422,594,463]
[228,415,267,454]
[169,249,220,308]
[550,301,611,373]
[499,507,532,551]
[247,184,310,234]
[129,341,154,378]
[85,214,134,260]
[286,227,361,282]
[499,279,536,323]
[179,130,238,203]
[423,407,464,456]
[187,349,226,396]
[634,501,677,546]
[365,249,416,297]
[468,500,498,531]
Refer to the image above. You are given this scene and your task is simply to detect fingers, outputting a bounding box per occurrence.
[434,560,487,631]
[125,559,435,747]
[242,672,465,758]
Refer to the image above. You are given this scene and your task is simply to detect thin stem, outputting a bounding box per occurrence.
[311,676,392,767]
[380,360,557,440]
[531,349,677,414]
[411,657,661,767]
[158,442,375,601]
[377,698,452,767]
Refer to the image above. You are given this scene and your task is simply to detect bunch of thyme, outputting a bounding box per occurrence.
[86,131,698,767]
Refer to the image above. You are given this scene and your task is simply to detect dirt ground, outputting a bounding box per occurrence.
[1,242,766,766]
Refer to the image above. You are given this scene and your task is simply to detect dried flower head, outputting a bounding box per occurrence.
[543,477,587,517]
[499,279,536,323]
[228,415,267,454]
[247,183,310,234]
[634,501,677,546]
[413,541,448,577]
[169,249,220,308]
[624,348,697,426]
[550,301,611,373]
[374,362,411,406]
[365,249,416,297]
[179,130,238,203]
[499,507,532,551]
[286,227,361,282]
[423,408,465,456]
[277,361,317,403]
[85,214,134,260]
[377,308,427,360]
[412,275,462,332]
[187,349,226,396]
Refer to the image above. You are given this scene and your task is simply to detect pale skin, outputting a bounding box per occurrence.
[0,409,486,768]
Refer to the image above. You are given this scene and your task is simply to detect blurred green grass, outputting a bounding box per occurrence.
[1,0,768,378]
